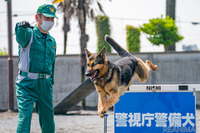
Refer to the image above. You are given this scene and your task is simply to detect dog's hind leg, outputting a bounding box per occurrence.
[135,58,158,83]
[146,60,158,71]
[135,58,151,83]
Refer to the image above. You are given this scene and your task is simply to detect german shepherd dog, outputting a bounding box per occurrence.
[85,35,158,118]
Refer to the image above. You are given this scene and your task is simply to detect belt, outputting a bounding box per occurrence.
[19,71,51,79]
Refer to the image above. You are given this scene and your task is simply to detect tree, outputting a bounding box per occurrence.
[54,0,73,55]
[53,0,108,109]
[126,25,140,52]
[95,15,111,53]
[140,16,183,51]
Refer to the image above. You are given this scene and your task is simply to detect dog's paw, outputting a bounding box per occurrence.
[99,111,106,118]
[97,110,105,118]
[100,109,107,118]
[98,108,107,118]
[99,113,105,118]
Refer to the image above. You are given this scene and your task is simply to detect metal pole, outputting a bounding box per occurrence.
[104,114,108,133]
[6,0,14,111]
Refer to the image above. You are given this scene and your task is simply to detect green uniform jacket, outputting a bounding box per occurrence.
[15,23,56,84]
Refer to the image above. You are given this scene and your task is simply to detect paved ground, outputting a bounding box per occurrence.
[0,110,199,133]
[0,110,114,133]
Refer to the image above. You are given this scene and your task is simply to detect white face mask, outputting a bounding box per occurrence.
[40,20,54,32]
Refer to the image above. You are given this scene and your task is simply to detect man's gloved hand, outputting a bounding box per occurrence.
[18,21,33,28]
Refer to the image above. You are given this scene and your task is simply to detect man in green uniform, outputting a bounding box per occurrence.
[15,4,57,133]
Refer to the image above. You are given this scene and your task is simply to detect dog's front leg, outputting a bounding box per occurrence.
[101,92,119,117]
[98,92,107,117]
[96,86,107,118]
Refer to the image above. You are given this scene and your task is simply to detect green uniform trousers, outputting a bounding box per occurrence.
[16,76,55,133]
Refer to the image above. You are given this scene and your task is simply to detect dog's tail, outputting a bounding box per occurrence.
[105,34,131,58]
[146,60,158,71]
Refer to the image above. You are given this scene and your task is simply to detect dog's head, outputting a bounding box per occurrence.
[85,47,107,81]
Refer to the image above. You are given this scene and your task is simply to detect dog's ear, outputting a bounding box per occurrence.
[85,48,92,58]
[97,47,106,59]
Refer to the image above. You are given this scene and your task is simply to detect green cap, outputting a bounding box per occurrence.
[37,4,57,18]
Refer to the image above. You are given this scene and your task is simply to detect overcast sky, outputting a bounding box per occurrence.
[0,0,200,55]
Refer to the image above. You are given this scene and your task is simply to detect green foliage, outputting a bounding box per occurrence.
[126,25,140,52]
[0,48,8,56]
[95,15,111,53]
[140,16,184,47]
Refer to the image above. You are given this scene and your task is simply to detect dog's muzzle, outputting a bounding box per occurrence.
[85,70,99,81]
[85,72,92,77]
